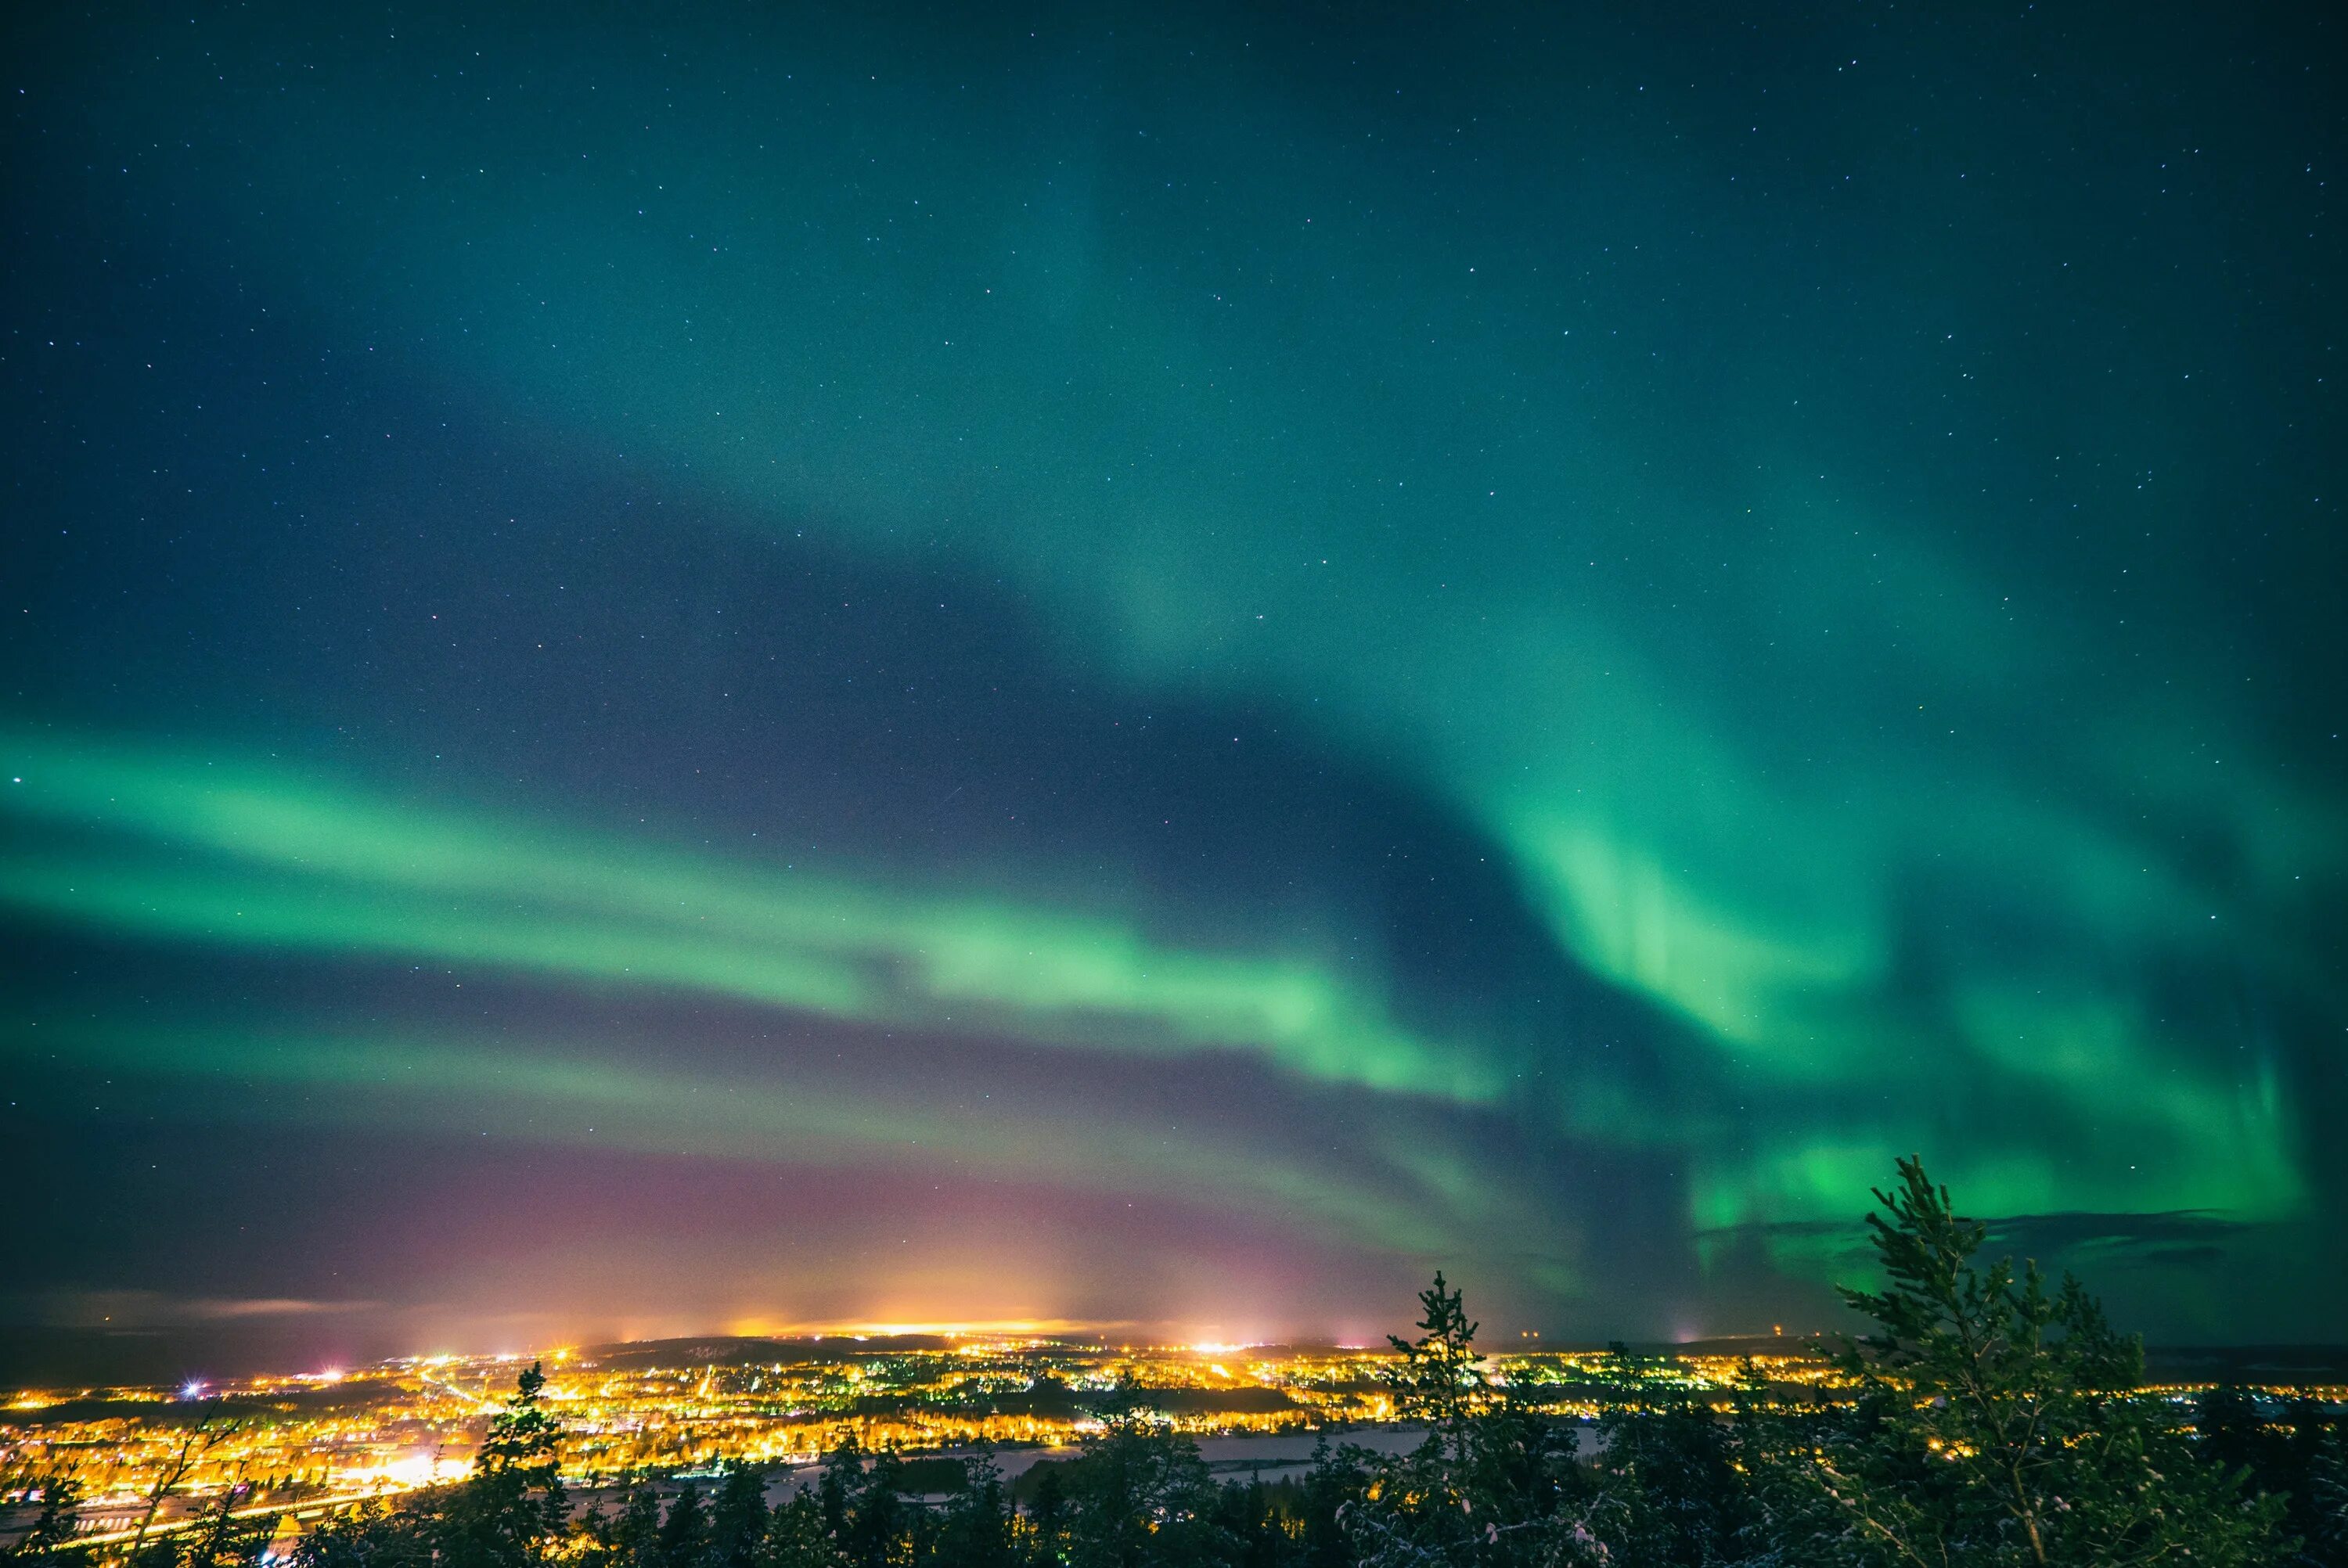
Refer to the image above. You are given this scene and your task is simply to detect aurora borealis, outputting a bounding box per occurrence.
[4,0,2344,1372]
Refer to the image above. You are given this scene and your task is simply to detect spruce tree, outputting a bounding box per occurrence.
[1383,1274,1485,1466]
[1578,1390,1750,1566]
[931,1450,1014,1568]
[842,1448,907,1568]
[15,1475,89,1564]
[440,1361,571,1568]
[660,1484,711,1568]
[758,1491,844,1568]
[1346,1276,1579,1568]
[2305,1426,2348,1568]
[1059,1422,1226,1568]
[1751,1157,2284,1566]
[1295,1440,1367,1568]
[612,1484,668,1568]
[711,1466,772,1568]
[291,1498,436,1568]
[818,1435,865,1547]
[1022,1467,1071,1568]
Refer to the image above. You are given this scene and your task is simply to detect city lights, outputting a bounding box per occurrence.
[12,1325,2335,1563]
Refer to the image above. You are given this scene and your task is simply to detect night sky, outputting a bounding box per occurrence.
[5,1,2345,1375]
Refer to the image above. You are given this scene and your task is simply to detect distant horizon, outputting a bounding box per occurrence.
[13,1318,2348,1396]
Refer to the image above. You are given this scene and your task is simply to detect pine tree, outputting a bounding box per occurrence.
[1345,1275,1582,1568]
[439,1361,571,1568]
[1207,1480,1295,1568]
[819,1434,865,1548]
[13,1474,89,1563]
[758,1491,844,1568]
[931,1450,1014,1568]
[1059,1422,1226,1568]
[711,1466,772,1568]
[661,1484,711,1568]
[842,1448,908,1568]
[1750,1156,2285,1566]
[2304,1425,2348,1568]
[1022,1467,1071,1568]
[1295,1440,1366,1568]
[290,1497,436,1568]
[611,1484,668,1568]
[1383,1275,1486,1466]
[1577,1391,1750,1566]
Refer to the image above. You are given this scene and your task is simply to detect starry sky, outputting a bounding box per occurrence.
[5,0,2345,1377]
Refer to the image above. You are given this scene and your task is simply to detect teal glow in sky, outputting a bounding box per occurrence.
[3,0,2343,1366]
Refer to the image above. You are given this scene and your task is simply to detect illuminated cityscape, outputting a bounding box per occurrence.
[0,1336,1756,1530]
[8,1330,2342,1559]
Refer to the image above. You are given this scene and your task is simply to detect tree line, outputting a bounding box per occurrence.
[9,1160,2344,1567]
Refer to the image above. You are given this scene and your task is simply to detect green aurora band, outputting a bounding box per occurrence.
[1,731,1495,1105]
[0,723,2307,1250]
